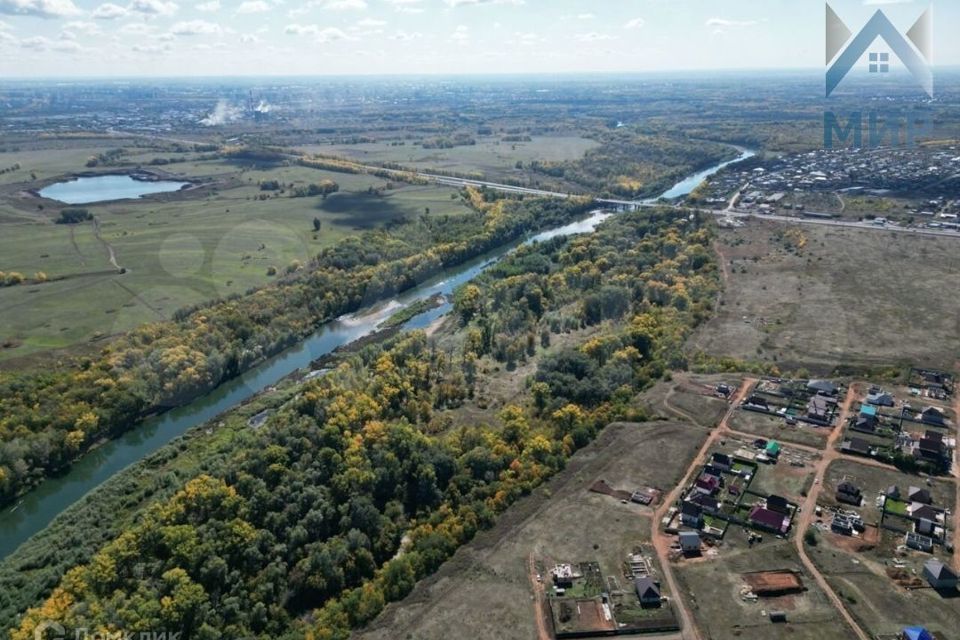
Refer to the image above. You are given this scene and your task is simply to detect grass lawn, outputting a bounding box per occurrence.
[883,498,908,516]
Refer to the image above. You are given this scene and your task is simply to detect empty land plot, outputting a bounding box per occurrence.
[729,409,830,450]
[674,541,848,640]
[806,538,960,638]
[353,421,708,640]
[638,372,737,428]
[747,456,817,503]
[688,221,960,371]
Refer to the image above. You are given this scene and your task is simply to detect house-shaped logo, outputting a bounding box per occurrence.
[825,3,933,98]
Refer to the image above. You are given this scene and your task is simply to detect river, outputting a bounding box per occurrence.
[0,148,753,560]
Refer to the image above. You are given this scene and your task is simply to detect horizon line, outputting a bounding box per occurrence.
[4,65,960,82]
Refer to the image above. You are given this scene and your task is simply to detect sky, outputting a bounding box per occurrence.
[0,0,957,77]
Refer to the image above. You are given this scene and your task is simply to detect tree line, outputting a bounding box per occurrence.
[0,195,594,507]
[11,207,718,640]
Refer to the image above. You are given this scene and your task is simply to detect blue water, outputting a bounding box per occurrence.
[653,148,756,201]
[0,150,753,560]
[39,175,190,205]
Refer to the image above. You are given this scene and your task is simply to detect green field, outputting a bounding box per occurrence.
[0,152,474,361]
[304,134,599,179]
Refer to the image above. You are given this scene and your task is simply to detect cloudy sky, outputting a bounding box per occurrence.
[0,0,955,77]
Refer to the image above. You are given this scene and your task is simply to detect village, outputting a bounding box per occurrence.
[531,367,959,640]
[699,146,960,230]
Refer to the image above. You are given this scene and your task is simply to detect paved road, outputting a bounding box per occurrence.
[399,170,960,241]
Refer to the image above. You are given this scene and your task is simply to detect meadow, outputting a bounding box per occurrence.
[0,150,474,362]
[309,134,599,181]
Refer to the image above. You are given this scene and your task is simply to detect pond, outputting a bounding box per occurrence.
[38,174,190,204]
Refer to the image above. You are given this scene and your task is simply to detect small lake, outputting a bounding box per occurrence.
[39,175,190,205]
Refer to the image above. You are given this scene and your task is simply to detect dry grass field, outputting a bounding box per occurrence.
[688,221,960,372]
[674,540,848,640]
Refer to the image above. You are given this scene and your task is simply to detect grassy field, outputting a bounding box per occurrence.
[354,421,708,640]
[807,531,959,638]
[728,409,831,450]
[636,372,737,428]
[674,540,848,640]
[688,221,960,371]
[302,135,599,181]
[0,151,474,362]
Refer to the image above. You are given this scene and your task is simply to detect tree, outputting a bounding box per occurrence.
[453,285,483,324]
[313,217,322,232]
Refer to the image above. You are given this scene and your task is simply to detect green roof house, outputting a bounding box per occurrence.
[765,441,781,457]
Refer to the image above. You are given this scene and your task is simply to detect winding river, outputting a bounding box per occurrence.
[0,148,754,560]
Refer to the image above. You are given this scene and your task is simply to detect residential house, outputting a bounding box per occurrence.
[634,576,662,608]
[922,558,959,590]
[688,492,720,513]
[695,473,721,495]
[748,505,791,535]
[901,628,935,640]
[921,407,946,426]
[841,437,872,457]
[852,415,879,434]
[909,486,933,504]
[702,464,724,478]
[909,502,942,522]
[679,531,701,554]
[766,494,790,515]
[807,396,830,421]
[859,404,879,418]
[886,485,902,500]
[552,564,579,588]
[808,379,839,396]
[711,453,733,471]
[681,501,704,528]
[765,441,782,459]
[744,395,769,411]
[831,515,854,535]
[914,436,948,465]
[867,391,895,407]
[836,481,863,506]
[905,532,934,553]
[916,518,940,537]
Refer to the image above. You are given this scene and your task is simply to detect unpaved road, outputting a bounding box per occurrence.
[792,384,870,640]
[650,378,755,640]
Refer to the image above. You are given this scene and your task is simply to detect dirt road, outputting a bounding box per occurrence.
[792,384,870,640]
[650,378,755,640]
[527,553,550,640]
